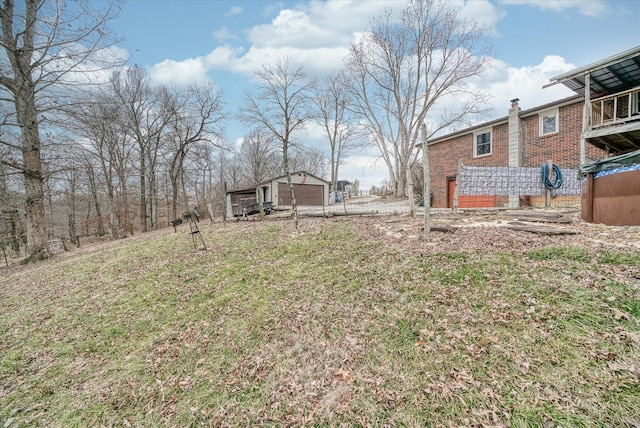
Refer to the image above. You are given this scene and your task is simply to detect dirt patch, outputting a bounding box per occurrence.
[345,208,640,254]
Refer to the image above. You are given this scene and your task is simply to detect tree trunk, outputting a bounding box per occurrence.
[93,177,106,237]
[171,174,180,221]
[283,143,298,230]
[149,171,158,230]
[139,149,148,232]
[406,165,415,216]
[181,167,189,213]
[67,171,77,245]
[421,124,430,242]
[18,87,50,261]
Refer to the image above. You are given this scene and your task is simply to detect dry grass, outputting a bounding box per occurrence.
[1,214,639,427]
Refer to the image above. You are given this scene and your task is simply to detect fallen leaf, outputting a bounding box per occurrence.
[334,369,353,383]
[594,351,617,361]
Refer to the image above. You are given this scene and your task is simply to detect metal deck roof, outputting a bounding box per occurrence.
[547,46,640,96]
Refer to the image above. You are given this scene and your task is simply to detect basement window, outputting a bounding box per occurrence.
[473,129,492,157]
[540,108,558,136]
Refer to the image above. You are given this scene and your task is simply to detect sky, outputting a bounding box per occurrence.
[110,0,639,189]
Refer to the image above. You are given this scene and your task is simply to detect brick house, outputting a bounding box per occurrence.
[426,96,604,208]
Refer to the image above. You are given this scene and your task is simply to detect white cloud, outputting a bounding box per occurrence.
[450,0,506,32]
[212,26,237,42]
[146,45,242,86]
[204,45,245,69]
[247,8,349,49]
[499,0,606,16]
[147,57,210,86]
[226,6,243,16]
[482,55,576,113]
[233,45,350,76]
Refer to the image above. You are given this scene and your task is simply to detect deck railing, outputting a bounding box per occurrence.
[591,86,640,128]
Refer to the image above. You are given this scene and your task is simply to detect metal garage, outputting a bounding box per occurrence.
[277,183,324,206]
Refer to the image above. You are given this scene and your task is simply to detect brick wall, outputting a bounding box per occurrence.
[521,101,582,168]
[427,99,605,208]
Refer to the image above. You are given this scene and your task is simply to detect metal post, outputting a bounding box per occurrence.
[545,160,553,208]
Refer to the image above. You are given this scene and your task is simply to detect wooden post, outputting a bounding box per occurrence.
[257,187,264,219]
[585,173,594,223]
[545,160,552,208]
[452,159,463,214]
[342,191,348,216]
[421,123,430,242]
[581,73,591,165]
[222,182,228,225]
[207,203,214,224]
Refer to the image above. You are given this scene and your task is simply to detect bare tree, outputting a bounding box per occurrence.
[0,0,122,261]
[345,0,492,214]
[315,70,362,195]
[239,57,315,230]
[288,146,327,178]
[111,66,171,232]
[238,129,279,185]
[165,83,226,221]
[191,143,218,220]
[81,153,105,237]
[72,94,135,238]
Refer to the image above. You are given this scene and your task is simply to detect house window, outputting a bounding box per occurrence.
[540,108,558,136]
[474,130,491,157]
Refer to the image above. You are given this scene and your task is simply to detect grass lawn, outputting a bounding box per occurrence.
[1,217,639,427]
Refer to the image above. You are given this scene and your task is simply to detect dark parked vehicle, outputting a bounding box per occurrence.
[245,201,273,216]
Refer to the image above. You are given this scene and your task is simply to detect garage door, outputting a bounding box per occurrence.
[278,183,323,206]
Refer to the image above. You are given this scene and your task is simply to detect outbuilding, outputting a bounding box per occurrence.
[226,171,331,217]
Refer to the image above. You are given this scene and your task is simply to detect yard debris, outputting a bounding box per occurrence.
[607,361,637,374]
[502,223,579,235]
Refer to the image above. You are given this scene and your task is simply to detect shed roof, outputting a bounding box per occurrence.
[227,171,329,194]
